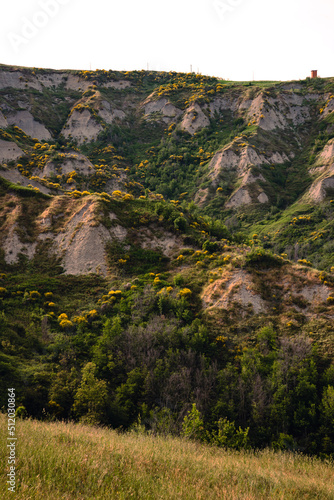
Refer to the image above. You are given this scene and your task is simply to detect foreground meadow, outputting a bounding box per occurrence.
[1,414,333,499]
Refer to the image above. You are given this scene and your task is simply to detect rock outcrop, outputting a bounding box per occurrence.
[180,103,210,135]
[62,109,103,145]
[143,97,182,123]
[7,111,51,140]
[0,139,24,162]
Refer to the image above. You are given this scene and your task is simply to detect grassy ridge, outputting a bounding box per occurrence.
[1,414,333,499]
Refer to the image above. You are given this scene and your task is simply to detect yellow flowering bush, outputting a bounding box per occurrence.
[73,316,88,324]
[122,193,134,201]
[99,192,112,200]
[59,319,73,329]
[112,190,123,198]
[157,286,173,296]
[319,272,326,283]
[298,259,312,267]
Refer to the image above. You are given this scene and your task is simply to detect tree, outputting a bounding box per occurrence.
[182,403,204,440]
[72,362,109,425]
[320,386,334,432]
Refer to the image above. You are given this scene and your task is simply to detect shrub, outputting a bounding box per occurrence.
[47,400,64,419]
[112,190,123,199]
[182,403,204,440]
[272,433,295,451]
[173,274,184,286]
[174,216,187,231]
[59,319,73,329]
[15,406,28,419]
[72,362,109,425]
[88,309,98,319]
[245,248,284,269]
[209,418,250,450]
[298,259,312,267]
[73,316,88,324]
[202,240,219,253]
[122,193,134,201]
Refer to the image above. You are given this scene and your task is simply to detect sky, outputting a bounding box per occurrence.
[1,0,334,81]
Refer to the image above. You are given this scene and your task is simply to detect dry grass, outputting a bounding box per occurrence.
[1,414,333,499]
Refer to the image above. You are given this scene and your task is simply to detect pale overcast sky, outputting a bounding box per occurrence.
[1,0,334,81]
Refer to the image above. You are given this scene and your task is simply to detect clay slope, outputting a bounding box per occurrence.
[0,193,186,276]
[0,64,334,216]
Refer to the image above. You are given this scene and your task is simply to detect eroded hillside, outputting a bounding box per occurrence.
[0,64,334,269]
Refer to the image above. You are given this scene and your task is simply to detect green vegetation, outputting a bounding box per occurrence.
[0,219,334,457]
[128,113,246,202]
[1,414,333,499]
[1,66,334,477]
[0,176,50,199]
[244,200,334,270]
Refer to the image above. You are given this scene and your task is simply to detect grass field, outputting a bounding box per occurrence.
[1,414,333,499]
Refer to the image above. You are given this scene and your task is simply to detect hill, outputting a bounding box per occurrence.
[0,414,333,499]
[1,64,334,269]
[0,65,334,458]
